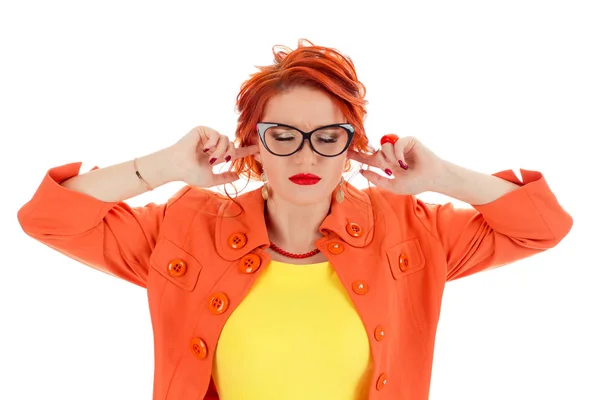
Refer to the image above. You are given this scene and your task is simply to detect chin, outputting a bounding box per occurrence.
[281,190,330,205]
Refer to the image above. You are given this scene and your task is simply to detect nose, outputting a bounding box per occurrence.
[295,138,318,164]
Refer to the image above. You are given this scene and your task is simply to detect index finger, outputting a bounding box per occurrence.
[232,144,259,160]
[347,149,378,167]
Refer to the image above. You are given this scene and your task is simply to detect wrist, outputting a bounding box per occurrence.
[136,147,182,189]
[424,158,454,193]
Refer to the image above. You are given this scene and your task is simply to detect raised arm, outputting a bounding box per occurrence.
[413,167,573,281]
[17,149,184,288]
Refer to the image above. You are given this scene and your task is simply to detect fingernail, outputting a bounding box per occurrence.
[385,168,393,176]
[398,160,408,170]
[209,158,217,165]
[225,155,231,162]
[203,148,211,153]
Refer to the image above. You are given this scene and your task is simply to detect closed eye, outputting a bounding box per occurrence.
[318,137,338,144]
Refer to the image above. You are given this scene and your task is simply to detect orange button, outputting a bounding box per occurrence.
[374,325,386,342]
[399,253,409,272]
[352,280,368,295]
[327,242,345,254]
[167,259,187,277]
[346,222,363,238]
[228,233,247,249]
[239,253,261,273]
[208,292,229,315]
[190,337,208,359]
[376,373,388,390]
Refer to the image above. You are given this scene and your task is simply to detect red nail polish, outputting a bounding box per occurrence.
[225,155,231,162]
[398,160,408,170]
[209,158,217,165]
[203,148,210,152]
[385,168,393,176]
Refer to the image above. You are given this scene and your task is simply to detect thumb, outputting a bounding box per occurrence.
[211,172,240,186]
[360,169,394,191]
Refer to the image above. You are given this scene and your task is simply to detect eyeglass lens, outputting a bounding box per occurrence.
[264,126,348,156]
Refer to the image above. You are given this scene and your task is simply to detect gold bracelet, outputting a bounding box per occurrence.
[133,158,153,191]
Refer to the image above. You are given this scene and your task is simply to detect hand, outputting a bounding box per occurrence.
[347,135,447,195]
[168,126,259,188]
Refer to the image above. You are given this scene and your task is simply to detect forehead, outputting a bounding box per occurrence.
[262,86,345,129]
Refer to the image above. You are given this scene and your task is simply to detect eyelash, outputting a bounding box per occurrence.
[274,136,338,143]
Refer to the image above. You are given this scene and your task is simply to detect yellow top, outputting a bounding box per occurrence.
[212,259,373,399]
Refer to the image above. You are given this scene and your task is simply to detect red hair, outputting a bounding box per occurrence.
[201,39,380,231]
[230,38,373,181]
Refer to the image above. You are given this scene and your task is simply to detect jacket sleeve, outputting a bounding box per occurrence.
[17,162,190,288]
[412,169,573,281]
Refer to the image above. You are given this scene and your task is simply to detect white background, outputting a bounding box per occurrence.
[1,1,598,399]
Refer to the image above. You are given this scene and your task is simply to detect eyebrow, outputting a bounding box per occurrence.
[265,122,345,130]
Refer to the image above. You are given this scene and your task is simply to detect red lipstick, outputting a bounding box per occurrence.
[289,173,321,185]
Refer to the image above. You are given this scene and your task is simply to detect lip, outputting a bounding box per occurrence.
[289,173,321,185]
[289,173,321,180]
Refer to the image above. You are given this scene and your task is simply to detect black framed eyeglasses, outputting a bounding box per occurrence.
[256,122,355,157]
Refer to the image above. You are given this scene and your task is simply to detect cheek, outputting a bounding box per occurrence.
[260,152,285,177]
[336,156,349,172]
[323,159,346,183]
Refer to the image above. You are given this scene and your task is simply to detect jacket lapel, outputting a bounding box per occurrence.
[215,180,375,258]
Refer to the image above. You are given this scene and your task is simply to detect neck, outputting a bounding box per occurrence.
[264,193,331,253]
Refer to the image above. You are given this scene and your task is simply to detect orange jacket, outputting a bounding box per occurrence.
[17,162,573,400]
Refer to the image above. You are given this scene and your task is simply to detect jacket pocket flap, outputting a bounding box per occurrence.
[386,238,425,280]
[150,238,202,291]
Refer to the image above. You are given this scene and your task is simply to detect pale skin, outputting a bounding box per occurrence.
[202,85,521,264]
[60,85,520,265]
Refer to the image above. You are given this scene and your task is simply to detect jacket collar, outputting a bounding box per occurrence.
[214,180,375,261]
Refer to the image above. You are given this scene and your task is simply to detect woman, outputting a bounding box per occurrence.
[17,39,573,400]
